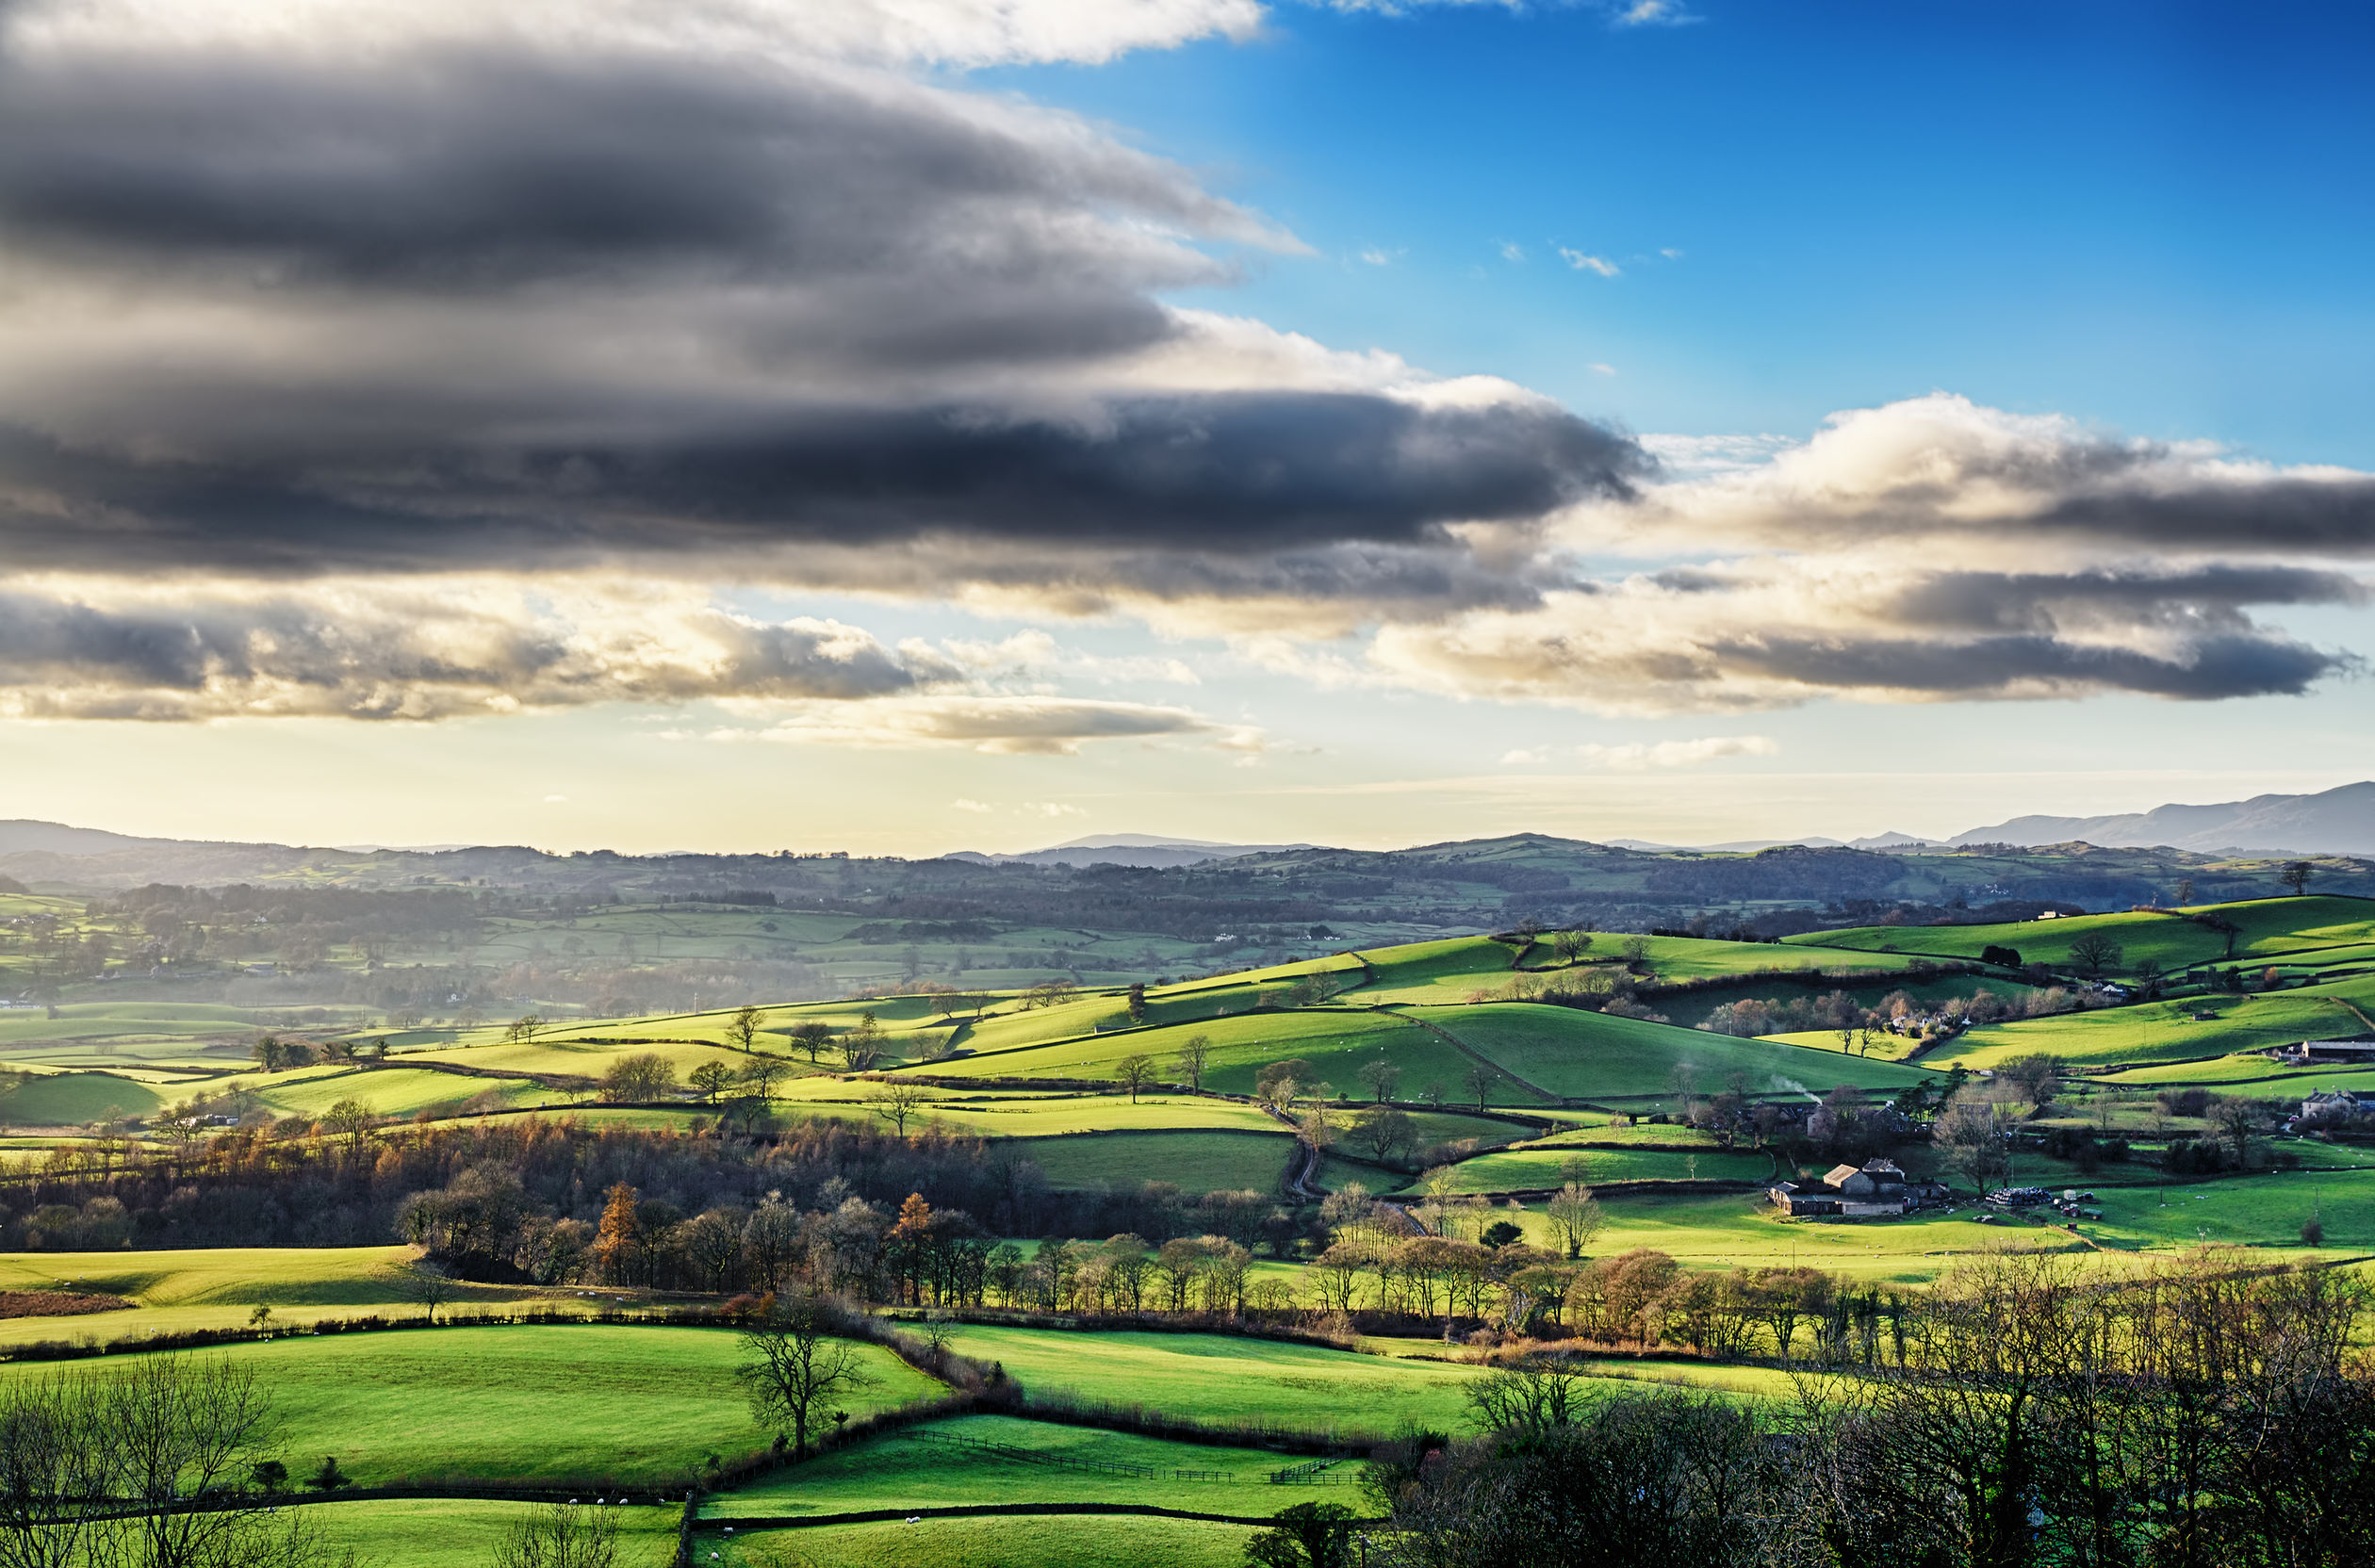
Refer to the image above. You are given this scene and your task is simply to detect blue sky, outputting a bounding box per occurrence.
[0,0,2371,855]
[989,0,2375,462]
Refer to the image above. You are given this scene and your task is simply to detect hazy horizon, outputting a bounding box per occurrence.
[4,0,2373,858]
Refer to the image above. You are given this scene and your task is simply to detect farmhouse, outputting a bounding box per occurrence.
[2273,1040,2375,1066]
[1771,1158,1947,1218]
[2300,1087,2375,1122]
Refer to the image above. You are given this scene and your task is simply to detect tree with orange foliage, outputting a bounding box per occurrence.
[593,1182,643,1286]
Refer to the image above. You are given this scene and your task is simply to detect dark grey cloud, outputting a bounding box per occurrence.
[0,40,1645,585]
[1708,631,2351,702]
[0,394,1646,577]
[2032,478,2375,554]
[1892,565,2368,631]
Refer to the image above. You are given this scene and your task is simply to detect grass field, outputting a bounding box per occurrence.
[1017,1131,1295,1193]
[0,1245,577,1344]
[1930,977,2375,1070]
[942,1326,1484,1438]
[0,1069,167,1123]
[709,1414,1308,1519]
[1795,898,2375,975]
[1421,1004,1932,1102]
[926,1007,1499,1106]
[318,1499,680,1567]
[0,1326,937,1486]
[1406,1144,1777,1194]
[708,1513,1257,1568]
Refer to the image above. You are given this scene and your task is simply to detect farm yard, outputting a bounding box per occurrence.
[2,890,2375,1564]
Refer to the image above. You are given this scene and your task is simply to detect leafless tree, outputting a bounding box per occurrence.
[1546,1181,1605,1260]
[2069,931,2123,976]
[738,1298,878,1455]
[390,1257,461,1324]
[493,1503,619,1568]
[1112,1054,1158,1103]
[1172,1034,1212,1090]
[866,1079,930,1135]
[2281,859,2316,897]
[727,1004,764,1054]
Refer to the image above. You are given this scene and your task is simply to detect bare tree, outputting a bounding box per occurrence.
[738,1298,879,1455]
[1552,930,1595,965]
[2281,859,2316,897]
[1545,1181,1606,1260]
[739,1054,787,1102]
[866,1079,931,1135]
[2068,931,2123,977]
[493,1503,618,1568]
[1464,1062,1497,1110]
[1356,1058,1402,1103]
[728,1004,764,1054]
[688,1060,735,1102]
[1355,1104,1417,1164]
[597,1053,677,1102]
[1112,1053,1158,1103]
[390,1258,461,1324]
[1173,1035,1213,1090]
[838,1014,887,1072]
[501,1013,544,1044]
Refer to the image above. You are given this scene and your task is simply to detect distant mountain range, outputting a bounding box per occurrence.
[1951,781,2375,855]
[2,781,2370,894]
[944,834,1314,870]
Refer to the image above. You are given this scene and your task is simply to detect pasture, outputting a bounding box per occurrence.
[1423,1004,1931,1102]
[0,1325,936,1485]
[319,1500,680,1568]
[1930,978,2375,1070]
[709,1414,1302,1518]
[1018,1130,1296,1193]
[939,1326,1484,1439]
[708,1514,1256,1568]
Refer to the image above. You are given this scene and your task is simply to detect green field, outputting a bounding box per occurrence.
[1795,898,2375,976]
[0,1246,577,1344]
[1407,1143,1777,1194]
[319,1499,680,1567]
[0,1069,168,1123]
[1422,1003,1931,1102]
[709,1414,1308,1519]
[0,1326,937,1485]
[709,1513,1256,1568]
[1930,977,2375,1070]
[941,1326,1487,1438]
[1017,1130,1296,1193]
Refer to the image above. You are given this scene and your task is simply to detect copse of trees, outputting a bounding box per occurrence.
[1366,1248,2375,1568]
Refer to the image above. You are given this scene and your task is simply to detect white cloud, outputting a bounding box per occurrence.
[1576,736,1778,770]
[1611,0,1695,26]
[7,0,1269,70]
[542,793,569,802]
[1587,363,1617,377]
[1499,241,1526,263]
[1558,249,1620,277]
[1660,247,1685,259]
[1357,247,1400,267]
[1021,801,1085,818]
[1500,747,1547,765]
[952,797,993,812]
[709,694,1253,754]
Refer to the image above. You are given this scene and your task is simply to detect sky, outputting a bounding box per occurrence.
[2,0,2372,856]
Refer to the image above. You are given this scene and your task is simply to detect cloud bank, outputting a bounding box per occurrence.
[0,4,2367,736]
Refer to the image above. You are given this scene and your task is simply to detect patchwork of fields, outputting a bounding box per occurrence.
[1,897,2371,1564]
